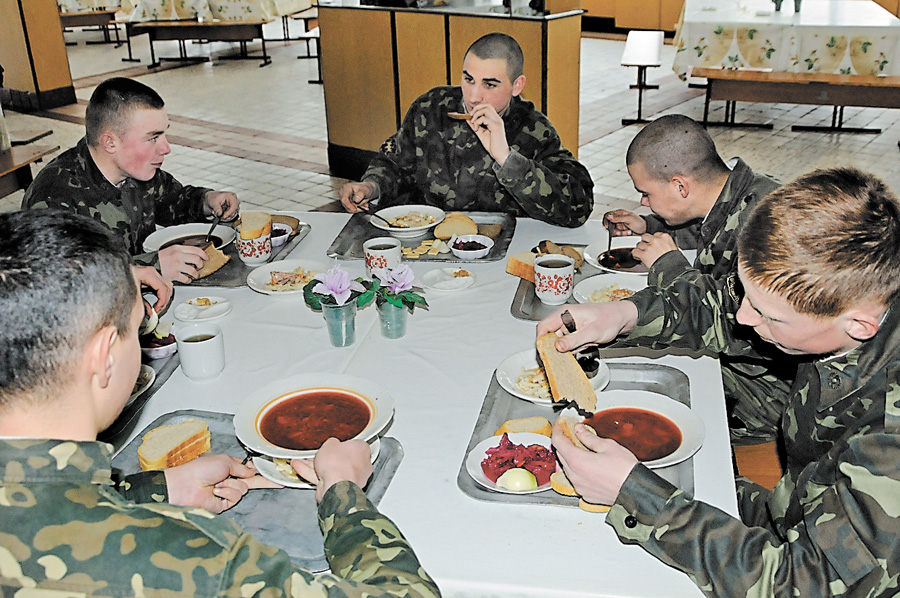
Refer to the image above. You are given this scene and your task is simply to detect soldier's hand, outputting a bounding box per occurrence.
[292,438,372,503]
[468,103,511,166]
[133,265,174,314]
[552,421,637,506]
[633,232,678,268]
[165,453,282,514]
[603,209,646,236]
[536,302,639,351]
[159,245,208,284]
[340,182,378,213]
[204,191,240,221]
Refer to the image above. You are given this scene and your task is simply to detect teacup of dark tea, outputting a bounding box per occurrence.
[534,254,575,305]
[174,323,225,382]
[363,237,401,278]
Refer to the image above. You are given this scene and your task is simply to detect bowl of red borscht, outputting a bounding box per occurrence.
[233,373,395,459]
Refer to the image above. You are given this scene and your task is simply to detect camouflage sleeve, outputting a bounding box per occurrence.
[115,471,169,504]
[643,214,669,234]
[362,132,410,205]
[153,169,210,227]
[492,128,594,228]
[646,249,693,288]
[609,434,900,597]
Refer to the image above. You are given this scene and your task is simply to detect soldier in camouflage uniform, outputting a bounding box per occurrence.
[0,210,442,598]
[340,33,593,228]
[541,168,900,597]
[22,77,240,285]
[604,115,795,444]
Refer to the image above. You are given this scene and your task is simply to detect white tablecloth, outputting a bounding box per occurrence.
[674,0,900,77]
[124,212,738,598]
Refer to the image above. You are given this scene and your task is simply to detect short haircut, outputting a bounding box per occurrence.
[0,210,137,407]
[85,77,165,147]
[466,33,525,82]
[738,167,900,317]
[625,114,728,184]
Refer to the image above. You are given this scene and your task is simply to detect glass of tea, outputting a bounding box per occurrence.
[174,323,225,382]
[534,254,575,305]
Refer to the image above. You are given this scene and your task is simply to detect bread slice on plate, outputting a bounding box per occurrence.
[239,211,272,240]
[494,416,552,437]
[536,333,597,412]
[138,420,211,471]
[505,250,536,282]
[196,241,230,279]
[434,212,477,240]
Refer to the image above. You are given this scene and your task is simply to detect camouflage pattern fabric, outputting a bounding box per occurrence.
[636,159,793,444]
[22,138,210,266]
[607,276,900,597]
[0,439,442,598]
[363,86,594,228]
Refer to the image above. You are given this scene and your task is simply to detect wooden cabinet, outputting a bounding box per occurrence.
[582,0,615,18]
[874,0,899,16]
[613,0,683,30]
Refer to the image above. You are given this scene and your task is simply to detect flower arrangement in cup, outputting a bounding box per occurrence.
[371,264,428,310]
[303,265,375,309]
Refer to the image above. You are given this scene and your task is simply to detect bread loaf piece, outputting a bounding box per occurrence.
[239,211,272,240]
[494,416,552,437]
[505,250,536,282]
[196,241,230,279]
[434,212,477,240]
[549,471,579,496]
[536,333,597,412]
[138,420,211,471]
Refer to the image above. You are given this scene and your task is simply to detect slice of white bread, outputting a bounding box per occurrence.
[505,250,536,282]
[434,212,477,240]
[550,471,579,497]
[138,420,211,471]
[196,241,230,279]
[555,413,597,449]
[239,211,272,240]
[494,416,552,437]
[536,333,597,412]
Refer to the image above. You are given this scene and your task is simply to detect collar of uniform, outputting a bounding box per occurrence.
[698,157,754,242]
[75,137,126,200]
[0,438,115,486]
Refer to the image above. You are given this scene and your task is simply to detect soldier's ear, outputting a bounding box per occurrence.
[843,306,882,342]
[98,131,118,155]
[511,75,526,98]
[85,325,118,390]
[671,175,690,199]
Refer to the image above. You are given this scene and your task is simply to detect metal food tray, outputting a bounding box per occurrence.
[112,409,403,573]
[186,222,311,288]
[457,363,694,507]
[326,212,516,263]
[510,244,607,320]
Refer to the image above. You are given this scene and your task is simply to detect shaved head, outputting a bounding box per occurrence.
[626,115,728,184]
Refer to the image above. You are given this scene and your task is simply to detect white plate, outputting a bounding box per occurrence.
[173,296,233,321]
[559,390,706,468]
[573,274,647,304]
[233,373,395,459]
[421,267,476,291]
[495,349,610,405]
[370,205,445,239]
[583,238,648,275]
[142,223,236,252]
[127,364,156,407]
[246,260,329,295]
[465,433,555,494]
[253,438,382,489]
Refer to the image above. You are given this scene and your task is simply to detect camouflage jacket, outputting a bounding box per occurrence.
[363,86,594,228]
[0,439,441,598]
[609,277,900,597]
[638,159,792,443]
[22,138,210,265]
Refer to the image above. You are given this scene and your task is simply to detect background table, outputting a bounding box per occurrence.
[674,0,900,78]
[120,212,738,598]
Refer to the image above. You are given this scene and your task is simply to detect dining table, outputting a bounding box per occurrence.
[116,211,738,598]
[673,0,900,78]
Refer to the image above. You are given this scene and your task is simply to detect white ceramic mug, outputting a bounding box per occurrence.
[175,323,225,382]
[534,254,575,305]
[236,226,272,265]
[363,237,402,278]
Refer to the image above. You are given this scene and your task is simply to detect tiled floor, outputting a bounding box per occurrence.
[3,23,900,218]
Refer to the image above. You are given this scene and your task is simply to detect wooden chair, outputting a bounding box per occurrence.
[621,30,664,126]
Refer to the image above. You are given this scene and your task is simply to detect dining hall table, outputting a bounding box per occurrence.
[116,211,738,598]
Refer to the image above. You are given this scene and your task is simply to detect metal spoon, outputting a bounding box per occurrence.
[360,206,402,229]
[204,213,222,243]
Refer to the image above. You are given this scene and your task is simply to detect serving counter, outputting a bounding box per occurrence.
[119,212,738,598]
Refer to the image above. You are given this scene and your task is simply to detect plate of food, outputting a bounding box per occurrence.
[173,296,233,321]
[143,223,237,252]
[421,267,476,291]
[246,260,328,295]
[465,432,556,494]
[253,438,382,489]
[584,237,648,275]
[573,274,647,304]
[370,205,445,239]
[127,364,156,407]
[558,389,705,468]
[233,373,395,460]
[495,349,610,405]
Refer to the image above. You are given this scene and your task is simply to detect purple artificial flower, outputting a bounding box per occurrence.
[376,264,418,294]
[313,266,366,306]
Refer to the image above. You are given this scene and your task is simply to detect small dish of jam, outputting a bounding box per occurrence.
[449,234,494,260]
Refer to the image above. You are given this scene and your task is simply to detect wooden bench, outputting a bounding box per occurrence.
[621,30,664,126]
[126,19,272,68]
[59,9,122,46]
[693,66,900,134]
[0,144,59,199]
